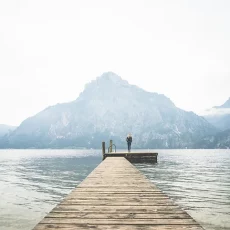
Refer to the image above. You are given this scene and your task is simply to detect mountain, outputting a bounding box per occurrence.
[195,98,230,148]
[0,72,217,149]
[195,129,230,149]
[0,124,16,137]
[203,98,230,131]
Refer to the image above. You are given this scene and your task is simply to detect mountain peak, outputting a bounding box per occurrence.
[80,72,175,109]
[100,71,121,80]
[96,72,128,85]
[82,72,128,94]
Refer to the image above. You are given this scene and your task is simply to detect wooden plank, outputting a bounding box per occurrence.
[67,193,168,197]
[61,198,175,205]
[68,192,166,195]
[51,210,187,214]
[77,185,160,188]
[60,202,176,206]
[75,189,160,192]
[65,197,170,200]
[53,205,182,212]
[66,194,169,197]
[33,157,204,230]
[34,224,204,230]
[64,197,171,201]
[64,196,172,200]
[46,213,191,219]
[40,218,199,225]
[79,181,155,184]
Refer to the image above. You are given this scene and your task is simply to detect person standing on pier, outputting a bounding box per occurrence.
[126,134,132,152]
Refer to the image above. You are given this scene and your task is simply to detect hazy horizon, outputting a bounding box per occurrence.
[1,0,230,126]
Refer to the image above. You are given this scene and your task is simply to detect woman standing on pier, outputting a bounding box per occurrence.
[126,134,132,152]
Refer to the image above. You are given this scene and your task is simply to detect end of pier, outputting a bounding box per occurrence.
[102,141,158,163]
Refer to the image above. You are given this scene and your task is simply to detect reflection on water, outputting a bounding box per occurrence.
[0,149,230,230]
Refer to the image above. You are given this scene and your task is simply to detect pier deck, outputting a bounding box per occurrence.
[33,157,204,230]
[104,152,158,163]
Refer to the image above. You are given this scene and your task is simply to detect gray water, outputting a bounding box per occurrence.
[0,149,229,230]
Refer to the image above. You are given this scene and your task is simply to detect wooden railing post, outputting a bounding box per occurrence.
[110,140,113,152]
[102,142,105,160]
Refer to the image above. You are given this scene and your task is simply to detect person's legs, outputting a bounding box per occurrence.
[130,143,131,152]
[128,142,131,152]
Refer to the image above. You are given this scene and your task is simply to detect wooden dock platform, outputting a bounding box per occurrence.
[33,157,204,230]
[104,152,158,163]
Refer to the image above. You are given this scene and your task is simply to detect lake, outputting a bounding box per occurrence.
[0,149,229,230]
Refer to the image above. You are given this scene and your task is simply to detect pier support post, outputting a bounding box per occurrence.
[110,140,113,152]
[102,142,105,160]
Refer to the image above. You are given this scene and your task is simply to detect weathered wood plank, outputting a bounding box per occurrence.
[34,224,204,230]
[46,213,191,219]
[69,191,164,193]
[78,185,156,187]
[64,197,171,201]
[66,194,169,198]
[40,218,199,225]
[53,205,182,212]
[79,182,156,185]
[51,210,187,214]
[60,202,176,206]
[73,188,161,191]
[61,199,175,205]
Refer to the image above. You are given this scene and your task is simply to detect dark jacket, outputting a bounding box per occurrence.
[126,136,132,143]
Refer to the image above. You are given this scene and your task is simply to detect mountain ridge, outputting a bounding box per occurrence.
[0,124,17,137]
[200,97,230,148]
[204,97,230,131]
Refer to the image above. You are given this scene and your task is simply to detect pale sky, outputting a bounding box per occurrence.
[0,0,230,126]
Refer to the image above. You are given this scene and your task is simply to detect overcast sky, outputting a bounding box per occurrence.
[0,0,230,126]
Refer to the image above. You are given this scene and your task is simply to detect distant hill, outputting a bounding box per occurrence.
[195,129,230,149]
[0,124,17,137]
[196,98,230,148]
[203,98,230,131]
[0,72,217,149]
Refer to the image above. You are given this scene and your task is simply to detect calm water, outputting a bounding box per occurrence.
[0,149,229,230]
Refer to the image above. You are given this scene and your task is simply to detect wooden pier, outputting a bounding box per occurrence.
[33,157,204,230]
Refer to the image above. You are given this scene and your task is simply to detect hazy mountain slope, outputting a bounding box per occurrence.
[195,129,230,149]
[0,72,217,149]
[0,124,16,137]
[204,98,230,131]
[205,115,230,131]
[194,98,230,148]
